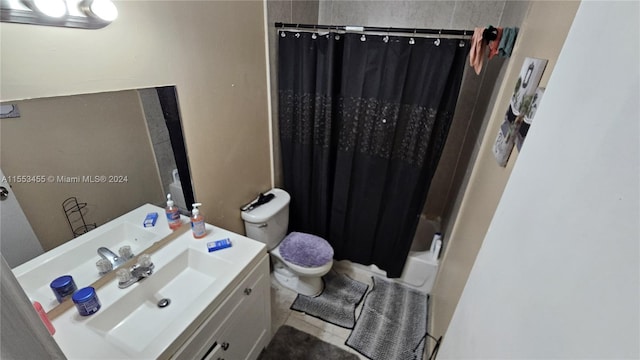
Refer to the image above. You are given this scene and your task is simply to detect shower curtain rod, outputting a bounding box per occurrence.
[275,22,473,37]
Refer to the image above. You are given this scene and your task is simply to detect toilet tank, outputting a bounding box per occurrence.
[241,188,290,250]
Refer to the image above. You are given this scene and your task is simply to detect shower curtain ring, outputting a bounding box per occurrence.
[434,29,442,46]
[459,29,468,47]
[409,28,416,45]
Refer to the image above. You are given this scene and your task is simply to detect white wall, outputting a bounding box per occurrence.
[439,1,639,358]
[430,0,579,337]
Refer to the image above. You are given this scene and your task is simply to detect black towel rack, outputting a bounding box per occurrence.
[62,196,97,238]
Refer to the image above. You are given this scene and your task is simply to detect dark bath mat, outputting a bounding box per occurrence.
[347,276,428,360]
[258,325,359,360]
[291,271,369,328]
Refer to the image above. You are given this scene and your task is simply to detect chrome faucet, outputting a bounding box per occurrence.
[116,254,154,289]
[97,247,127,268]
[97,246,135,276]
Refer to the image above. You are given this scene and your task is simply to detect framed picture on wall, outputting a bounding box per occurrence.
[516,87,545,150]
[493,57,548,166]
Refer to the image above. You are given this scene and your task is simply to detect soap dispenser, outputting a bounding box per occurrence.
[191,203,206,239]
[165,194,181,230]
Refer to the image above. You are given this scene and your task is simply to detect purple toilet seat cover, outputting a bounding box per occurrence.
[279,232,334,268]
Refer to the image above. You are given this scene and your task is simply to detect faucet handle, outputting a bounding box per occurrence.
[116,268,132,283]
[96,258,113,275]
[118,246,134,260]
[138,254,152,268]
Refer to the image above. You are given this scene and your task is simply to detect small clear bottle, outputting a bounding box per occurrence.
[166,194,181,230]
[191,203,206,239]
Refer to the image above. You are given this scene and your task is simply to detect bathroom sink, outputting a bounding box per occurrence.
[13,207,169,312]
[86,248,233,354]
[29,204,268,359]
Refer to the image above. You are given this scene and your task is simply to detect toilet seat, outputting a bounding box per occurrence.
[278,232,333,267]
[271,245,333,276]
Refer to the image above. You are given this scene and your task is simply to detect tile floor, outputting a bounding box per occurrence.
[269,269,374,359]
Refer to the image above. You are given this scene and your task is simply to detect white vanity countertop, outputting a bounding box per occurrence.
[14,204,175,312]
[15,204,267,359]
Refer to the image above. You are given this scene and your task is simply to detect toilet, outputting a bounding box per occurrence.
[241,188,333,296]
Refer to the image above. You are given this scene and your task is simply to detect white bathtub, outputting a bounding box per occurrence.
[334,215,441,294]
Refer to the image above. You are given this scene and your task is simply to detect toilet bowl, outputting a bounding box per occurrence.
[270,240,333,296]
[241,188,333,296]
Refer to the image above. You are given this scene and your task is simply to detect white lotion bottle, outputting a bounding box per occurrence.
[430,232,442,253]
[432,240,442,261]
[431,232,443,261]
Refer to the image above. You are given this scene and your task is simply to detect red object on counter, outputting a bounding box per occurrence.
[33,301,55,335]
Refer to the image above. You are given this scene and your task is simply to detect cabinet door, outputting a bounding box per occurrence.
[170,295,239,360]
[215,268,270,360]
[171,255,270,360]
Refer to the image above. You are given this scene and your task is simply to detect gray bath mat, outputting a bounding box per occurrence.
[258,325,359,360]
[291,271,369,328]
[347,276,428,360]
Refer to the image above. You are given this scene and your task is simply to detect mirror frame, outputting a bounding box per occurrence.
[156,86,195,209]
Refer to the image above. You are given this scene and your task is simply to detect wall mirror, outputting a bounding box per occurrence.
[0,86,195,268]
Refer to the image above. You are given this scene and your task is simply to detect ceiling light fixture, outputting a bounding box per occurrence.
[26,0,67,18]
[1,0,118,29]
[82,0,117,22]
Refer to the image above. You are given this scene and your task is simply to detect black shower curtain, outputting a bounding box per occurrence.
[279,31,469,277]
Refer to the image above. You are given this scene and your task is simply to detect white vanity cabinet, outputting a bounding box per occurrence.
[17,205,272,360]
[171,254,271,360]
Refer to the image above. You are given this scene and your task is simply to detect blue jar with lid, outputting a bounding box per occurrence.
[50,275,77,303]
[72,287,101,316]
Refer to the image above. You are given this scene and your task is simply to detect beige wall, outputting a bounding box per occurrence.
[438,0,531,234]
[0,1,271,234]
[1,91,163,251]
[430,0,580,338]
